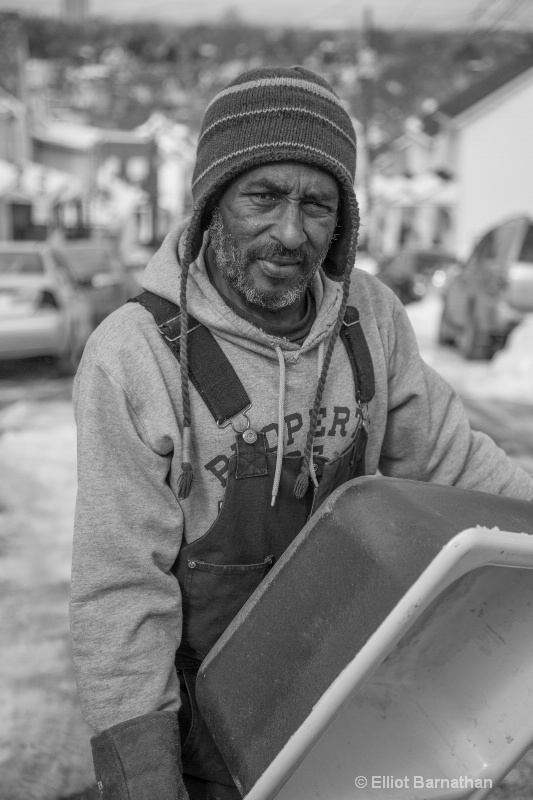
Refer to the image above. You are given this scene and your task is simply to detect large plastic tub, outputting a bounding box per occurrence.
[196,477,533,800]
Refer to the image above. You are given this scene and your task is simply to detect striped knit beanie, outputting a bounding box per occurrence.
[177,65,360,500]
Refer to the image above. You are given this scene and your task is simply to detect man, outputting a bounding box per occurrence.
[71,66,533,800]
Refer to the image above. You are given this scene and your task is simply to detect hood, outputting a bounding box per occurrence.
[142,221,345,362]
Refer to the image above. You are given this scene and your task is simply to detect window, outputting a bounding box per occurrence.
[54,247,112,282]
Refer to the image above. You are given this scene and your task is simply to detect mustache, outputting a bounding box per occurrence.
[246,243,306,263]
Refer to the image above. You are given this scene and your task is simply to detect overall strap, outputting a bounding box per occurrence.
[340,306,375,404]
[129,291,250,427]
[129,293,374,421]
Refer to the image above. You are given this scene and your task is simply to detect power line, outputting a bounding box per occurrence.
[299,0,353,25]
[393,0,424,30]
[466,0,505,30]
[487,0,530,30]
[511,2,533,29]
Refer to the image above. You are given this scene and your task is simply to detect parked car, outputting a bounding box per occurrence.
[438,216,533,359]
[0,241,93,374]
[52,242,137,329]
[377,247,459,305]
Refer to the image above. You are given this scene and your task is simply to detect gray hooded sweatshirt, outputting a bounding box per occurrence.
[71,223,533,733]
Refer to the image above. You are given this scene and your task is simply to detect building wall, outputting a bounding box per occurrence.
[0,113,17,163]
[0,103,28,164]
[431,131,455,175]
[455,73,533,257]
[0,13,28,102]
[33,141,95,188]
[404,138,432,175]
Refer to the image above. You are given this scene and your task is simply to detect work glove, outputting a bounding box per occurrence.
[91,710,189,800]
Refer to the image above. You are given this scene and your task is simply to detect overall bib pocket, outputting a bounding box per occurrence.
[183,555,274,658]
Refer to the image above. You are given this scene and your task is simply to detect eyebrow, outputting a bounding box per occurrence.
[244,177,339,203]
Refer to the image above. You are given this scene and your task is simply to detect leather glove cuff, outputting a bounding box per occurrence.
[91,710,189,800]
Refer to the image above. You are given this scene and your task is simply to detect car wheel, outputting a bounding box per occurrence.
[458,307,493,360]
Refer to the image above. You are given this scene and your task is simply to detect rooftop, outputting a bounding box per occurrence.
[422,53,533,136]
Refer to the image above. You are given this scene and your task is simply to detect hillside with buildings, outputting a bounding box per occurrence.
[0,7,532,257]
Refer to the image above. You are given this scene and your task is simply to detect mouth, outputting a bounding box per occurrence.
[257,259,302,279]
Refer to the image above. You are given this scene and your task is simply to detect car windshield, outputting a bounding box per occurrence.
[56,247,112,281]
[416,252,453,274]
[518,225,533,263]
[0,252,44,274]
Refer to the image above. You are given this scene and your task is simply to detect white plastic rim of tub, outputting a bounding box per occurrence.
[242,527,533,800]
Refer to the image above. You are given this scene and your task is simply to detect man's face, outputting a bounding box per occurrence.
[207,162,339,312]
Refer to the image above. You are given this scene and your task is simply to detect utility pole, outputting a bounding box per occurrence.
[358,5,377,251]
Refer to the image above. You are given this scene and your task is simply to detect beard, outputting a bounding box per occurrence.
[207,208,329,311]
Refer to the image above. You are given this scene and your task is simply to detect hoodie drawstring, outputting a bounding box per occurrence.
[317,340,325,378]
[271,344,286,507]
[307,342,325,490]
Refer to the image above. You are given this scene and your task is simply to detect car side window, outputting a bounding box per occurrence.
[493,220,523,267]
[465,233,493,273]
[518,225,533,264]
[478,232,496,262]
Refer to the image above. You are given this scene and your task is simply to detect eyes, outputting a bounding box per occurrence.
[247,192,336,217]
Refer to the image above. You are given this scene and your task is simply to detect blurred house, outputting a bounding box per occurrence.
[0,13,85,242]
[0,99,22,239]
[0,12,28,104]
[0,104,86,242]
[372,54,533,258]
[25,59,56,126]
[1,159,85,241]
[134,112,197,235]
[32,122,158,250]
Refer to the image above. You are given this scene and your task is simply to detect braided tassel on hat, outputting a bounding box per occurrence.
[177,426,193,500]
[177,256,194,500]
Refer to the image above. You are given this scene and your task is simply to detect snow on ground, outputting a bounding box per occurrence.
[406,290,533,406]
[0,400,95,800]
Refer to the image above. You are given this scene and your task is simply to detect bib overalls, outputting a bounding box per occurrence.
[133,292,375,799]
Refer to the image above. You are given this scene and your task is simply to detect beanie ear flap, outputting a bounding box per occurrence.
[323,191,360,280]
[182,207,206,270]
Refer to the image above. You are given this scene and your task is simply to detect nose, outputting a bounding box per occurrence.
[272,202,307,250]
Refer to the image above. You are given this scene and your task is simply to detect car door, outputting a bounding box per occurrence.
[83,248,124,324]
[464,230,502,331]
[50,251,93,352]
[55,246,124,329]
[505,220,533,312]
[443,238,486,330]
